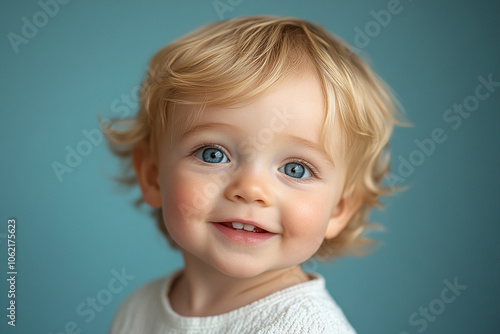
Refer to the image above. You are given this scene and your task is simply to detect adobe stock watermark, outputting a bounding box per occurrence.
[352,0,417,51]
[7,0,73,54]
[399,277,467,334]
[385,73,499,186]
[213,0,243,20]
[48,267,135,334]
[51,85,140,183]
[178,106,295,221]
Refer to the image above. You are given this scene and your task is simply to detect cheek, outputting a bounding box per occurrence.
[159,171,206,250]
[283,191,338,246]
[160,169,222,233]
[163,173,203,223]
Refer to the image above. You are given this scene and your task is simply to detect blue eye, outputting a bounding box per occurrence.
[196,147,229,164]
[280,162,311,179]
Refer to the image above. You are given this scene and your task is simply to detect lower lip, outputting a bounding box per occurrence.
[212,223,277,244]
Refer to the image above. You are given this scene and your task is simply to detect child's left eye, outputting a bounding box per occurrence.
[194,147,229,164]
[279,162,312,179]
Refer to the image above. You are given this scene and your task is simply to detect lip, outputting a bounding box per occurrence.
[210,219,277,244]
[214,218,274,233]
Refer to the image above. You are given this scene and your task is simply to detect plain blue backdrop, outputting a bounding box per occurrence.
[1,0,499,333]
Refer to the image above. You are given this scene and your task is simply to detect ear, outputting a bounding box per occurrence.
[133,145,162,208]
[324,190,363,239]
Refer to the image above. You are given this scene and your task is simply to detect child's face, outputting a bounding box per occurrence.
[142,68,355,278]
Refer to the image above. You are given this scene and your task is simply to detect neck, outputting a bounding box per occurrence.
[168,252,309,317]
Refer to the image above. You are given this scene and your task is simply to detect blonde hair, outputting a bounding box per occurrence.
[103,15,402,260]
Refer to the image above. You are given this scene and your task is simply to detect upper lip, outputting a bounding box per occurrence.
[213,218,276,233]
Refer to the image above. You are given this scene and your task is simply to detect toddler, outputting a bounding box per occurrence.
[106,15,400,333]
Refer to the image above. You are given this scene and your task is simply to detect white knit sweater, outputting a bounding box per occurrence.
[109,271,356,334]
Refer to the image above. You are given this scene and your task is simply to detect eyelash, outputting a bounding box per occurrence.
[189,142,229,158]
[286,157,321,180]
[189,143,321,179]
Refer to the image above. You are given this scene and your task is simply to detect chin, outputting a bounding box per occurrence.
[210,256,270,279]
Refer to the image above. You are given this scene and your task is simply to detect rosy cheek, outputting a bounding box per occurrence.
[284,195,332,243]
[158,174,197,247]
[165,175,202,222]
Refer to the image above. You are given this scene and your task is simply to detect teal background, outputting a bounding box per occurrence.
[1,0,499,333]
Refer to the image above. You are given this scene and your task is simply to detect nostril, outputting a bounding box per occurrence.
[224,180,271,206]
[233,195,266,205]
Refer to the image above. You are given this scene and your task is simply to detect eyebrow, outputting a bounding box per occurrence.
[274,132,335,168]
[180,122,241,140]
[181,122,335,167]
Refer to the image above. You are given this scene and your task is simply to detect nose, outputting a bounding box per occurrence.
[224,165,272,207]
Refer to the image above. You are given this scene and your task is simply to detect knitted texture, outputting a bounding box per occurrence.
[110,272,356,334]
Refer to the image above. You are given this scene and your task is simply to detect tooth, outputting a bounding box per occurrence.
[231,222,244,229]
[243,224,255,232]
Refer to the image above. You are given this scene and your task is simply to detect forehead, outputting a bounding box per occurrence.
[162,68,345,170]
[179,68,327,142]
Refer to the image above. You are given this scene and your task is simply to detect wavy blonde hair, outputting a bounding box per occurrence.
[103,16,402,260]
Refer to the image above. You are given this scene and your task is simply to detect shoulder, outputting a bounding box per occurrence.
[252,274,356,334]
[109,274,172,334]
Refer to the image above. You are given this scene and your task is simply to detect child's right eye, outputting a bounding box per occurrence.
[194,146,229,164]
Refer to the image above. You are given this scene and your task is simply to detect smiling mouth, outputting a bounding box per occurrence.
[218,222,269,233]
